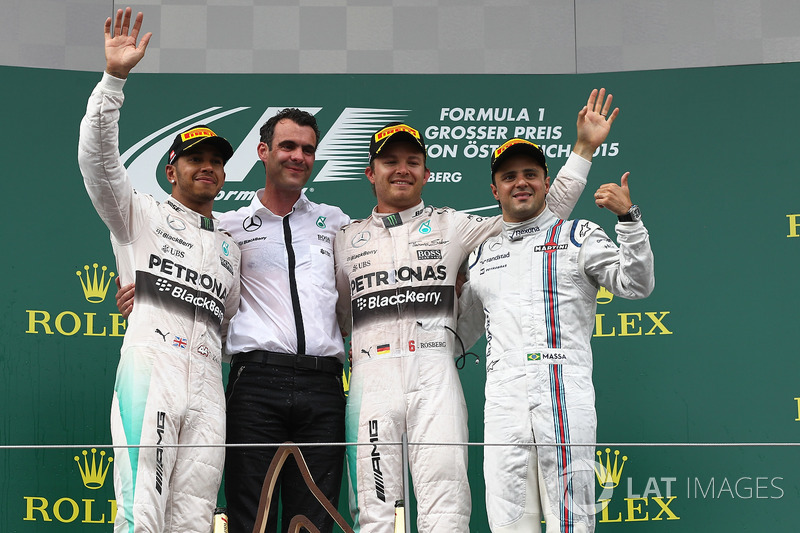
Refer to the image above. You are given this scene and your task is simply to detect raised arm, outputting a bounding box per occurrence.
[594,171,632,215]
[546,88,621,219]
[104,7,152,79]
[78,7,152,247]
[583,172,654,300]
[572,88,619,161]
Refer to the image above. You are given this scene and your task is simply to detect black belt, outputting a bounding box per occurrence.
[231,350,343,375]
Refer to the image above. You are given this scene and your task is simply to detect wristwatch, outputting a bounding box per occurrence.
[618,204,641,222]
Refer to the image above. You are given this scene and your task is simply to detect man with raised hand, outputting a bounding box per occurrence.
[458,139,654,532]
[117,108,351,532]
[334,89,618,533]
[117,107,350,533]
[78,8,241,532]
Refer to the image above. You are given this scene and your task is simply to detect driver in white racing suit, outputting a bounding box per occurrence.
[334,89,619,533]
[457,139,654,533]
[77,9,241,532]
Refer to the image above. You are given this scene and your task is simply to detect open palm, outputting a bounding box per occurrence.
[104,7,151,79]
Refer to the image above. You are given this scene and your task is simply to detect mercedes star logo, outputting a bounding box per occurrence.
[351,231,370,248]
[167,214,186,232]
[243,215,262,232]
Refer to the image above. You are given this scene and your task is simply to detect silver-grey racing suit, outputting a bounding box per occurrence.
[334,153,592,533]
[458,208,654,533]
[78,72,241,533]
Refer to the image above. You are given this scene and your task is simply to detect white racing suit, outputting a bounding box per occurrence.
[458,208,654,533]
[334,153,591,533]
[78,73,241,533]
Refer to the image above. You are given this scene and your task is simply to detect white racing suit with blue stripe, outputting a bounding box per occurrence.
[78,73,241,533]
[458,208,654,533]
[334,153,592,533]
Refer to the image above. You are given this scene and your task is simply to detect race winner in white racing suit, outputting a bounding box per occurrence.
[334,156,590,533]
[78,61,241,533]
[458,151,654,532]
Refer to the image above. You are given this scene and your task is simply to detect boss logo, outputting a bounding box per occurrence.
[416,249,442,260]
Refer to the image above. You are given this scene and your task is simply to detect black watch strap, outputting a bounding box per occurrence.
[618,204,641,222]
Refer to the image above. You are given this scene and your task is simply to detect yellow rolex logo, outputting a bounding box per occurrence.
[597,286,614,305]
[595,448,627,488]
[74,448,113,490]
[76,263,115,304]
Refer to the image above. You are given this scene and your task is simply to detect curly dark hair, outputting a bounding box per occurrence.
[259,108,321,148]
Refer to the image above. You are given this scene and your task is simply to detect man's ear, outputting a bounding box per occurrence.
[165,165,176,184]
[257,141,270,162]
[422,167,431,184]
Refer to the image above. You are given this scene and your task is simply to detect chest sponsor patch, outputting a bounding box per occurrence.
[534,244,568,253]
[416,249,442,260]
[527,351,567,362]
[351,285,455,328]
[137,270,227,326]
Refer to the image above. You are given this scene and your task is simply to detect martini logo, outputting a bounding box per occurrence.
[24,449,117,524]
[76,264,115,304]
[26,263,127,338]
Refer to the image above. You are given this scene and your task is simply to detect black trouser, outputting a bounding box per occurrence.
[224,353,346,533]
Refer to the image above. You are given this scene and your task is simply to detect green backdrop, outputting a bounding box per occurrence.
[2,62,798,531]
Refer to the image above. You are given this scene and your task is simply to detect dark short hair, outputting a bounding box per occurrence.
[259,108,321,148]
